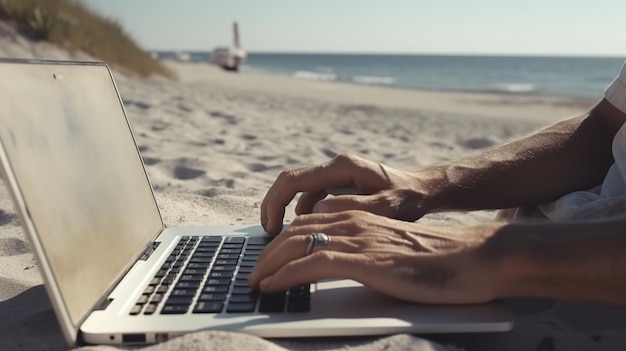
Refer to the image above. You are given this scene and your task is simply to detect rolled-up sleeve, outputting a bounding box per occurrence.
[605,61,626,113]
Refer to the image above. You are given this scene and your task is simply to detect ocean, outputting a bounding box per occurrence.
[156,51,625,99]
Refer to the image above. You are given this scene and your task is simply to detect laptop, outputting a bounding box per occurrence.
[0,58,513,347]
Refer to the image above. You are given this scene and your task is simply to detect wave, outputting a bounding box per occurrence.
[293,70,338,82]
[352,75,395,85]
[491,83,537,94]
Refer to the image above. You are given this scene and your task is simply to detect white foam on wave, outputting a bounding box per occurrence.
[494,83,537,93]
[293,70,338,82]
[352,75,395,85]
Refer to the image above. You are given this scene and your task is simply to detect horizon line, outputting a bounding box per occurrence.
[149,50,626,59]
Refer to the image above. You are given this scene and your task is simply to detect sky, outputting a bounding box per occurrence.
[82,0,626,57]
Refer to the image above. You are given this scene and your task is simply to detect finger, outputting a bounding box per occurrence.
[295,190,328,215]
[252,233,361,287]
[260,154,376,235]
[261,163,353,235]
[312,192,402,219]
[296,186,365,215]
[256,217,352,264]
[264,210,371,255]
[257,250,363,293]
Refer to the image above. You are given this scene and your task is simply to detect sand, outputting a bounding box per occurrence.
[3,24,626,351]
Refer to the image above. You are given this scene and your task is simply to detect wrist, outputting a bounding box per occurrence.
[476,223,556,300]
[407,165,455,215]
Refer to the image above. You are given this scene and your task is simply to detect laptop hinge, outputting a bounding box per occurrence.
[138,241,160,261]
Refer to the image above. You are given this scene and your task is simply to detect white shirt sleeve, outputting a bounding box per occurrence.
[604,61,626,113]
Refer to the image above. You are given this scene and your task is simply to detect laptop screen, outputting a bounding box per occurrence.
[0,61,163,327]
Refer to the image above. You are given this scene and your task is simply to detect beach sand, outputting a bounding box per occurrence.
[3,28,626,350]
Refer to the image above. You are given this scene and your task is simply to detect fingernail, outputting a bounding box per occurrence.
[260,276,273,290]
[266,219,273,233]
[314,202,331,213]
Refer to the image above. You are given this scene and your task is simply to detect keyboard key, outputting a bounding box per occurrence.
[161,304,189,314]
[205,278,231,286]
[148,277,161,286]
[212,265,237,272]
[259,292,286,313]
[287,284,311,312]
[227,302,256,313]
[202,285,229,293]
[175,281,201,289]
[135,295,149,305]
[287,298,310,312]
[186,262,210,269]
[156,285,169,294]
[215,259,238,265]
[202,236,223,243]
[179,274,203,282]
[183,268,207,275]
[154,269,167,278]
[170,267,181,273]
[289,284,310,296]
[222,243,244,249]
[198,293,227,301]
[237,266,254,273]
[143,286,155,295]
[233,279,250,287]
[191,252,214,258]
[170,288,196,297]
[229,293,258,303]
[246,236,273,245]
[217,253,239,260]
[193,301,223,313]
[143,303,157,315]
[165,296,193,305]
[209,271,233,279]
[162,276,176,285]
[150,294,164,304]
[234,272,251,279]
[218,248,241,254]
[130,304,143,315]
[232,286,255,295]
[224,237,246,244]
[195,246,218,252]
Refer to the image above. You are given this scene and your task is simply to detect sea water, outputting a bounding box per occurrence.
[156,52,625,99]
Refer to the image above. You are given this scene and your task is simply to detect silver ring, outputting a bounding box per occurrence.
[305,232,331,255]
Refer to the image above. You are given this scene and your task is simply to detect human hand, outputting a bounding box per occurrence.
[261,153,438,235]
[249,210,500,304]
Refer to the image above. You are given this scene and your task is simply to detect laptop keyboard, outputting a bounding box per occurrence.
[129,236,310,316]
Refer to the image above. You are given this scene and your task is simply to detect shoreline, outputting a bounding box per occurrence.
[163,61,595,124]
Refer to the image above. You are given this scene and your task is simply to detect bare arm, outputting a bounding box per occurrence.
[485,215,626,305]
[261,99,626,235]
[420,99,626,213]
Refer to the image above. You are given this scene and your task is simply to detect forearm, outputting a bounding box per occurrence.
[481,217,626,305]
[417,100,622,212]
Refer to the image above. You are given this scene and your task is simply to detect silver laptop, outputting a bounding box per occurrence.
[0,59,512,347]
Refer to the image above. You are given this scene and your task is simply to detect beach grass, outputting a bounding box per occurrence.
[0,0,175,79]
